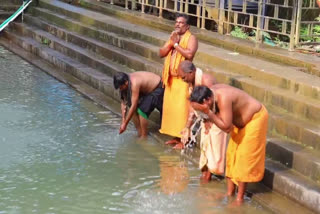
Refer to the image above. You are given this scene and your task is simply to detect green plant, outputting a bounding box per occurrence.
[41,38,51,45]
[230,26,248,39]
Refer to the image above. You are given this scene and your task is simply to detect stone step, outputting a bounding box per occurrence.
[21,14,163,74]
[62,0,320,77]
[1,30,118,100]
[0,0,24,5]
[0,5,20,11]
[263,159,320,213]
[0,35,315,214]
[9,21,163,78]
[32,1,320,101]
[267,105,320,152]
[24,11,163,64]
[0,12,11,20]
[266,136,320,184]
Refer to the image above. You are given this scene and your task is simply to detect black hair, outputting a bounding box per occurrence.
[176,13,190,25]
[179,60,196,73]
[190,86,213,104]
[113,72,129,89]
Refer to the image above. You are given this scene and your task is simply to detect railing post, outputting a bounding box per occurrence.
[255,0,263,43]
[294,0,302,46]
[131,0,137,10]
[159,0,163,17]
[218,0,224,34]
[141,0,145,13]
[201,0,206,29]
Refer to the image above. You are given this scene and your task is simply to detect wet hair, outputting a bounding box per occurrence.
[176,14,190,25]
[179,61,196,73]
[190,86,213,104]
[113,72,129,89]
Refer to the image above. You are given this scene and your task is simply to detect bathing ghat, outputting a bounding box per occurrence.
[0,0,320,213]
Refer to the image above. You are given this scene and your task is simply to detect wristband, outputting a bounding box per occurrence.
[174,43,179,48]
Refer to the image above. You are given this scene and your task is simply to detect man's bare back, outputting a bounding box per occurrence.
[212,84,262,129]
[130,72,161,95]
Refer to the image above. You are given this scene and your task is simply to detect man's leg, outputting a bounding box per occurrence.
[236,181,247,202]
[139,115,149,138]
[200,166,212,182]
[226,177,235,196]
[132,112,142,137]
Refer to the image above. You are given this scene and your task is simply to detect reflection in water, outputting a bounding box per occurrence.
[0,46,272,213]
[159,156,189,195]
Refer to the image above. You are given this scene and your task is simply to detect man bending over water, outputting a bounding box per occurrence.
[113,72,164,138]
[190,85,268,203]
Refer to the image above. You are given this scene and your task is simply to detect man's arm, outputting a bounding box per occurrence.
[206,97,233,133]
[120,101,127,123]
[174,35,198,60]
[119,83,140,134]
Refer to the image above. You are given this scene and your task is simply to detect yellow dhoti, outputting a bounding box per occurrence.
[199,123,227,175]
[159,77,189,137]
[226,105,268,183]
[160,30,192,138]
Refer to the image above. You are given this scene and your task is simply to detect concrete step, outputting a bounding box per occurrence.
[9,21,163,78]
[32,1,320,101]
[0,0,24,5]
[267,105,320,152]
[0,35,315,214]
[0,5,20,11]
[24,10,163,64]
[266,136,320,184]
[61,0,320,77]
[21,14,163,74]
[0,12,11,20]
[1,30,118,100]
[263,159,320,213]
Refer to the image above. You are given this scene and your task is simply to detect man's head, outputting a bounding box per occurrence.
[178,61,196,84]
[175,14,190,35]
[113,72,129,91]
[189,86,214,111]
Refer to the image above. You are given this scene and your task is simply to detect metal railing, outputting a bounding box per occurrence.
[103,0,320,50]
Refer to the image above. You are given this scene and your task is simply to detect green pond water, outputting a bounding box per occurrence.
[0,46,272,214]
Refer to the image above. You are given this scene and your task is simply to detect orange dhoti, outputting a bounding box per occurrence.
[159,76,189,138]
[226,105,268,184]
[199,123,227,175]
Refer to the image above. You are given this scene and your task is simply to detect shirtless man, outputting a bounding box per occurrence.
[159,14,198,147]
[178,61,227,182]
[113,72,164,138]
[189,85,268,203]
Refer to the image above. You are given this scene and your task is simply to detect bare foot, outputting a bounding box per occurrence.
[229,198,244,207]
[200,170,211,184]
[165,138,180,145]
[173,142,185,149]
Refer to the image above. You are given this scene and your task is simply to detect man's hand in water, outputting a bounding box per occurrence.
[119,122,127,134]
[180,128,190,145]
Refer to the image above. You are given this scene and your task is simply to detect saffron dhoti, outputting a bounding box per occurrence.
[226,105,268,184]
